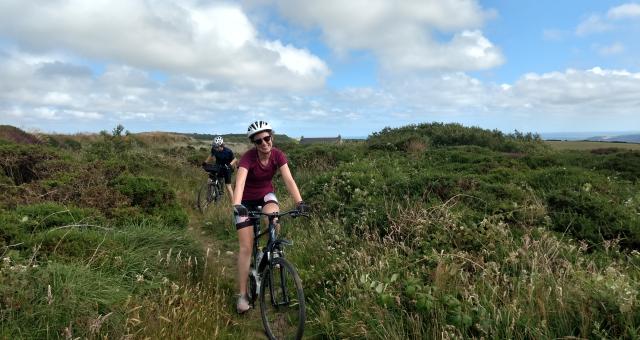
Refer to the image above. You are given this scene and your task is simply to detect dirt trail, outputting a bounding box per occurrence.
[185,198,268,339]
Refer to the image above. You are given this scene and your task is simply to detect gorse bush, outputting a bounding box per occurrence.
[84,124,134,161]
[300,133,640,250]
[113,175,175,211]
[45,135,82,150]
[367,122,545,153]
[285,143,362,171]
[113,175,188,228]
[594,150,640,182]
[546,189,640,248]
[0,144,62,185]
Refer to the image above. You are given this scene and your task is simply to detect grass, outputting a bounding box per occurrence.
[2,125,639,339]
[285,203,640,339]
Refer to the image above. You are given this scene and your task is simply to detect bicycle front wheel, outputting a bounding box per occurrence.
[260,257,305,340]
[214,179,224,202]
[196,183,214,213]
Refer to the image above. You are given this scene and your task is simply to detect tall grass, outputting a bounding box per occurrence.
[286,201,640,339]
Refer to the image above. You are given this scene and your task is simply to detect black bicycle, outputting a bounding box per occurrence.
[196,164,225,212]
[246,209,307,340]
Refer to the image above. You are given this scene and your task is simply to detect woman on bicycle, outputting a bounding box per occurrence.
[232,120,307,314]
[202,135,237,202]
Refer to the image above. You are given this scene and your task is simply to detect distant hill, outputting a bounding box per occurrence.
[586,134,640,143]
[0,125,42,144]
[540,131,640,143]
[177,132,296,144]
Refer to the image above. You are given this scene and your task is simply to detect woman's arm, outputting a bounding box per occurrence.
[233,167,248,205]
[279,164,303,203]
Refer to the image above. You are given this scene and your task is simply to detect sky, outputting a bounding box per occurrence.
[0,0,639,138]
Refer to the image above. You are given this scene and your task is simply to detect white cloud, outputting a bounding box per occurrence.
[1,2,638,135]
[576,3,640,36]
[607,3,640,19]
[575,15,612,36]
[596,42,625,55]
[262,40,329,79]
[269,0,503,72]
[43,92,73,105]
[510,67,640,115]
[0,0,329,90]
[68,110,103,120]
[2,50,640,134]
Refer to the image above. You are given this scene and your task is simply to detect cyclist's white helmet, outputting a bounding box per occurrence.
[247,120,272,138]
[212,136,224,147]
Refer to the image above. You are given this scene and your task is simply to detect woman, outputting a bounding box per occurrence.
[202,135,237,202]
[232,120,307,314]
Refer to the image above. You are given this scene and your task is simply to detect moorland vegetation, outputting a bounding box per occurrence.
[1,122,638,339]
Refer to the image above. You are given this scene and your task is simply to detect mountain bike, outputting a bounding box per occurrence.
[246,208,307,340]
[196,164,225,212]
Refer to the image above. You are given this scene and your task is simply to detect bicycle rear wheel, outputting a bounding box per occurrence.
[260,257,305,340]
[196,182,215,213]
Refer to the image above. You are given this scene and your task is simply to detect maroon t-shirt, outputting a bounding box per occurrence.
[238,147,288,200]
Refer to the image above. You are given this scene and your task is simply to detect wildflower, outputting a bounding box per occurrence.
[2,257,10,267]
[136,274,144,283]
[89,313,112,335]
[11,265,28,272]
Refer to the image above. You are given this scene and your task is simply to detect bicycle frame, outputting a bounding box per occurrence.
[248,209,302,297]
[249,210,293,272]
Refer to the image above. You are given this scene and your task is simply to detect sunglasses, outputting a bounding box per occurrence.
[253,135,272,145]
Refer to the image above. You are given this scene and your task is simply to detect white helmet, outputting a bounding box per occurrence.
[246,120,272,138]
[212,136,224,147]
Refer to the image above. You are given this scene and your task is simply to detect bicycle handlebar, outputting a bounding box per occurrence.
[247,209,309,219]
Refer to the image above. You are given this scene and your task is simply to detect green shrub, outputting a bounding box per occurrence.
[0,210,23,247]
[84,125,133,161]
[155,205,189,229]
[522,152,562,169]
[546,189,640,248]
[111,175,188,228]
[113,175,175,211]
[367,122,545,153]
[0,144,61,185]
[595,150,640,182]
[285,143,361,170]
[14,202,105,232]
[45,136,82,150]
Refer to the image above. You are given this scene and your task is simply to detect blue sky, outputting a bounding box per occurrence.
[0,0,639,138]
